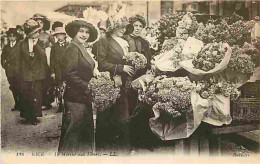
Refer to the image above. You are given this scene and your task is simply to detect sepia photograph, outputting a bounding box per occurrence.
[1,0,260,163]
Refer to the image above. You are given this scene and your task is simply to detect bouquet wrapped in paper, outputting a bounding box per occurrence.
[225,42,259,87]
[180,42,232,75]
[181,37,204,60]
[88,72,121,112]
[195,78,241,101]
[153,39,185,72]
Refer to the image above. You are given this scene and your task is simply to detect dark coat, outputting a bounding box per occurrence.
[16,38,47,82]
[50,41,69,82]
[1,42,20,78]
[96,35,128,79]
[62,39,95,104]
[122,35,152,79]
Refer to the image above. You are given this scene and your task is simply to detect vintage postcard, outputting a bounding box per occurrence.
[1,0,260,163]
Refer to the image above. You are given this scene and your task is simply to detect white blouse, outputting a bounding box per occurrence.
[111,35,129,56]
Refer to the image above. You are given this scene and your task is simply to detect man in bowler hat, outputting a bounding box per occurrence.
[1,28,22,111]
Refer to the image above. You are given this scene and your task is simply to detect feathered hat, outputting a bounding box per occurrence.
[32,13,51,31]
[105,3,133,34]
[23,19,41,36]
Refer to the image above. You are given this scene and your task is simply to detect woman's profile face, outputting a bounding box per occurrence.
[29,31,40,39]
[112,26,126,37]
[132,21,144,36]
[36,19,44,29]
[75,27,90,43]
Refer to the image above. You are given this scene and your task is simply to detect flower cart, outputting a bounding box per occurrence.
[133,12,260,155]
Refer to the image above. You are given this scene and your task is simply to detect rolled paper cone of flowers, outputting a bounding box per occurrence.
[181,37,204,60]
[154,39,185,72]
[179,43,232,75]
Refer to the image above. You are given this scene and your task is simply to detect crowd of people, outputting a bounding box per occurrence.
[1,11,160,155]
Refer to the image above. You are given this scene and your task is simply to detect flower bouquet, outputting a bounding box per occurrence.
[225,42,259,87]
[123,51,147,90]
[180,42,232,75]
[88,72,121,112]
[153,39,185,72]
[134,75,207,140]
[176,12,198,40]
[154,10,186,50]
[136,76,196,118]
[195,78,241,101]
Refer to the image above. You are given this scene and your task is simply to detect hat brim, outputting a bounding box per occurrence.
[106,20,131,33]
[6,29,19,37]
[124,24,134,35]
[27,27,41,36]
[65,20,98,42]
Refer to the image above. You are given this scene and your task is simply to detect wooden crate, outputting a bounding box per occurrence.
[239,82,260,98]
[231,98,260,123]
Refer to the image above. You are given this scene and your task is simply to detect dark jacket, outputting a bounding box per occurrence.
[1,42,19,78]
[122,35,152,79]
[50,41,69,82]
[62,39,95,104]
[96,35,127,78]
[16,38,47,82]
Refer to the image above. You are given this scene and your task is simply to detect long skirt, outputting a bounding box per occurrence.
[20,80,43,120]
[58,101,94,153]
[7,77,22,110]
[129,102,160,150]
[95,90,130,155]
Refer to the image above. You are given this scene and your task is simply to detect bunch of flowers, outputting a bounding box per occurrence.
[137,76,196,119]
[223,13,244,25]
[192,42,228,71]
[154,10,186,46]
[194,21,230,44]
[176,12,198,40]
[124,52,147,70]
[228,20,255,46]
[88,72,121,112]
[228,43,258,75]
[161,37,186,52]
[153,38,185,72]
[196,78,241,101]
[194,23,216,44]
[194,13,255,46]
[123,52,147,89]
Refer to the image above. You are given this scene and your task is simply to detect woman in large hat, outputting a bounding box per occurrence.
[32,13,55,48]
[32,13,55,110]
[123,14,157,153]
[58,19,99,153]
[16,19,48,125]
[95,15,134,154]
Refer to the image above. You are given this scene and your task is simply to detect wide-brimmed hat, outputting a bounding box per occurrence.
[23,19,41,36]
[65,19,98,42]
[53,26,66,35]
[6,28,19,37]
[32,13,50,31]
[106,16,134,35]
